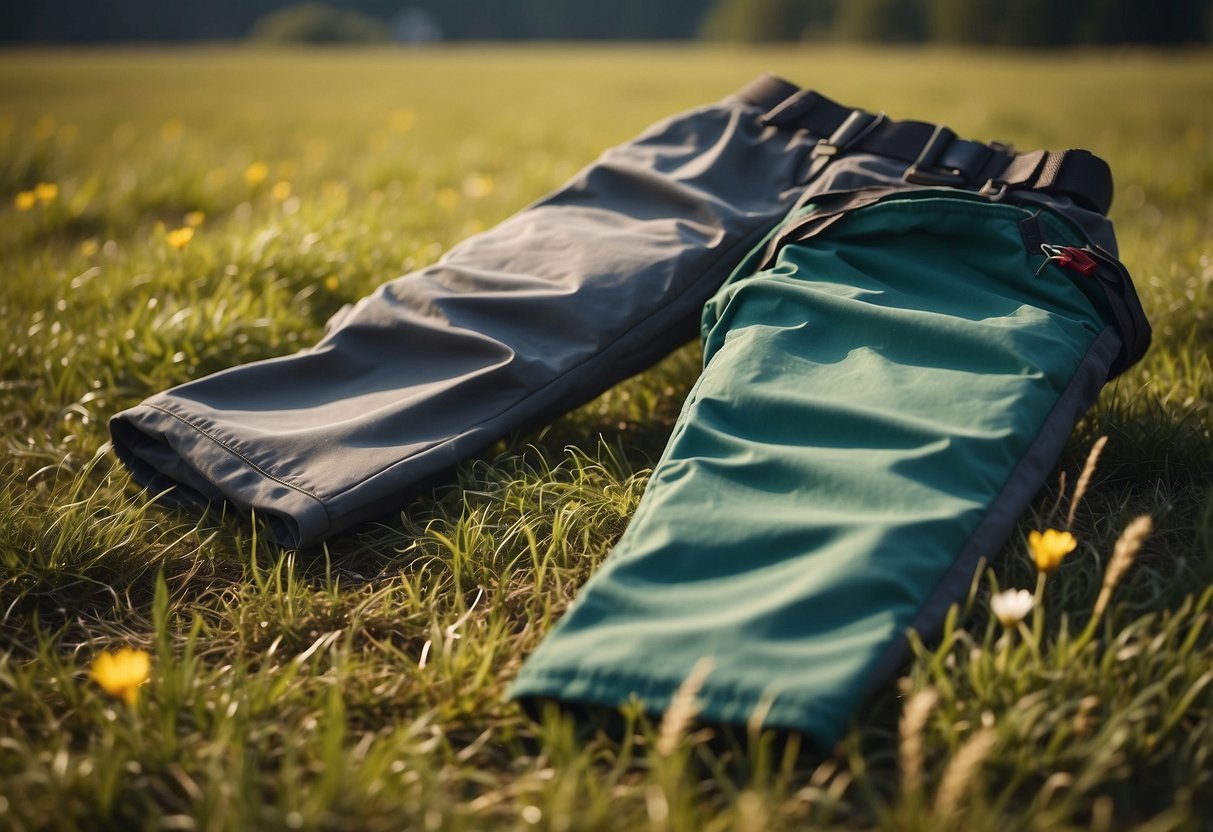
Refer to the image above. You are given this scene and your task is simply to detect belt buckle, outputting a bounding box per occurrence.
[904,124,967,187]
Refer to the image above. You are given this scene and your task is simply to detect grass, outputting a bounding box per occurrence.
[1,44,1212,830]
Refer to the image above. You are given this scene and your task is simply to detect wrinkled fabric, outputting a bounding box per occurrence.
[508,191,1125,745]
[109,76,1146,743]
[110,78,820,548]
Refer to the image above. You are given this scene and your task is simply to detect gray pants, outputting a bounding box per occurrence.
[110,74,823,547]
[110,74,1136,557]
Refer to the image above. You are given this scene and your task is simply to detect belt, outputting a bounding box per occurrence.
[735,74,1114,216]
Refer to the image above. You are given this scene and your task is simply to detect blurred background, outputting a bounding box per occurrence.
[1,0,1211,47]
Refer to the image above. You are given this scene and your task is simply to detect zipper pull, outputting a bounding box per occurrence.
[1037,243,1098,277]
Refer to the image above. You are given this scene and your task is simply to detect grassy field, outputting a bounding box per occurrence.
[1,45,1211,831]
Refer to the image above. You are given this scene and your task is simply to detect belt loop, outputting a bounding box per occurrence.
[904,124,965,186]
[760,89,822,129]
[805,109,885,181]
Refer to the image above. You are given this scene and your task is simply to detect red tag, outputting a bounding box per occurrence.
[1051,246,1098,277]
[1043,244,1101,276]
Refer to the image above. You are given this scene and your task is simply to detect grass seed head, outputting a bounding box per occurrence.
[1067,435,1108,529]
[656,657,714,757]
[1093,515,1153,619]
[899,687,940,796]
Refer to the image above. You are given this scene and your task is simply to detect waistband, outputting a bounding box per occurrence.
[734,73,1114,216]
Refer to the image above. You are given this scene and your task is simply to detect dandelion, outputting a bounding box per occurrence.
[15,190,37,211]
[321,180,349,201]
[34,115,55,141]
[1029,528,1077,574]
[436,187,460,210]
[388,108,416,133]
[90,647,150,705]
[245,161,269,187]
[989,588,1034,629]
[462,173,495,199]
[183,210,205,228]
[271,181,292,201]
[160,118,185,142]
[34,182,59,204]
[166,226,194,250]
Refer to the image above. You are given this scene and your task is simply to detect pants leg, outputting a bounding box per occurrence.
[109,75,820,548]
[508,185,1143,745]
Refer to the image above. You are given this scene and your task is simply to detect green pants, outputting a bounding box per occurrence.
[508,187,1147,744]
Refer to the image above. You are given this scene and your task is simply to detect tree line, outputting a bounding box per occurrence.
[2,0,1209,45]
[701,0,1213,46]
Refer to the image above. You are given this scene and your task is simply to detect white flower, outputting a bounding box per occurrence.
[990,588,1034,629]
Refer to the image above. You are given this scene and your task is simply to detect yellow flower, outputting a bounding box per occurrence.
[34,115,55,141]
[1029,528,1077,574]
[323,275,340,291]
[245,161,269,187]
[166,226,194,250]
[989,588,1034,628]
[271,181,292,201]
[435,187,459,210]
[321,179,349,201]
[183,210,205,228]
[388,108,416,133]
[90,648,150,705]
[15,190,37,211]
[34,182,59,203]
[462,173,494,199]
[161,118,185,142]
[81,238,99,257]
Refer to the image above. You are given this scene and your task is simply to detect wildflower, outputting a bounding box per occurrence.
[34,182,59,204]
[1029,528,1077,574]
[90,647,150,705]
[323,275,340,292]
[81,239,99,257]
[183,211,205,228]
[989,588,1034,628]
[388,108,416,133]
[161,118,185,142]
[34,115,55,141]
[166,226,194,250]
[271,181,292,201]
[321,180,349,201]
[15,190,37,211]
[436,187,459,210]
[245,161,269,187]
[462,173,495,199]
